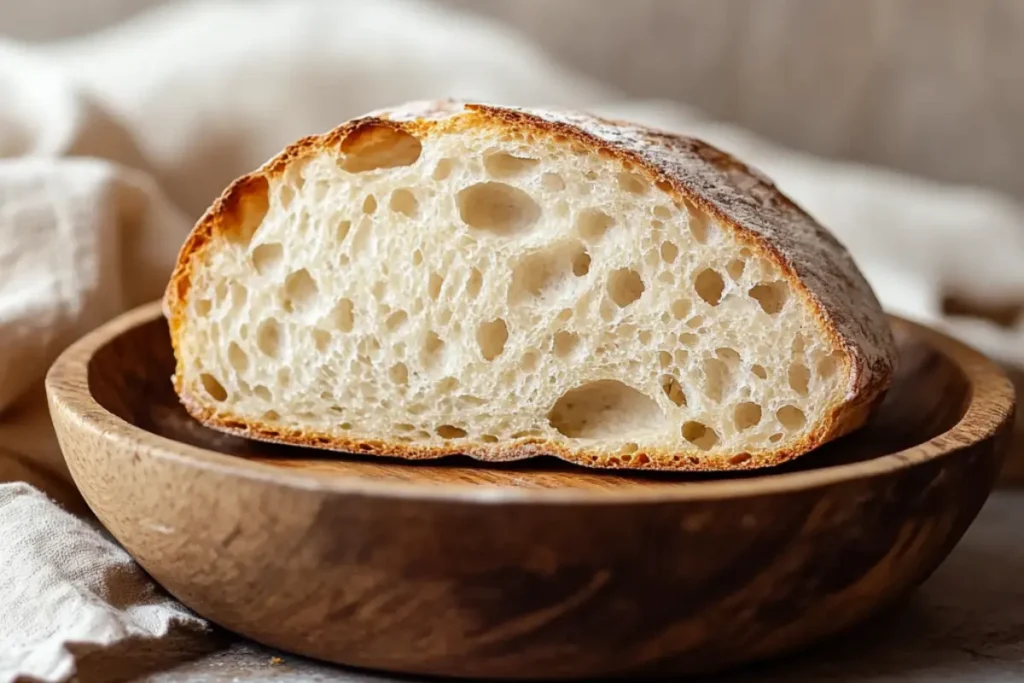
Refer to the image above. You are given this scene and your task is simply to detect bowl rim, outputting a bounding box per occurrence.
[46,301,1015,505]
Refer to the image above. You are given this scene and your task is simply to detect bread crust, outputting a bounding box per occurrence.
[164,101,897,472]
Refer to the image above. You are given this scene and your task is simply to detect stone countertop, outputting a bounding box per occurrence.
[138,491,1024,683]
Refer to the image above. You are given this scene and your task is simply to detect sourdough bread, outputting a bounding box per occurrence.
[164,101,897,471]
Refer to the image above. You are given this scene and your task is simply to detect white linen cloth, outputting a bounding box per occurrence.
[2,1,1023,680]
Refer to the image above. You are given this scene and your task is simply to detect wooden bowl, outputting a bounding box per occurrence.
[46,302,1014,680]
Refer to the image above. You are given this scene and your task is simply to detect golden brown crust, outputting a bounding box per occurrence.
[164,101,898,472]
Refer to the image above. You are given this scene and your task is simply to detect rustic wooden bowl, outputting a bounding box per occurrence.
[46,301,1014,680]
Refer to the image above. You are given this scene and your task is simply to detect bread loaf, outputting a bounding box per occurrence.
[164,101,897,471]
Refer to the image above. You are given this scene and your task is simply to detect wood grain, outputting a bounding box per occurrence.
[45,301,1014,679]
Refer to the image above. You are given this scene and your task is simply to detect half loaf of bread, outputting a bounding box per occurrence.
[164,101,897,471]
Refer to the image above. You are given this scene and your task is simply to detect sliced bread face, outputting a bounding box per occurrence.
[165,101,896,471]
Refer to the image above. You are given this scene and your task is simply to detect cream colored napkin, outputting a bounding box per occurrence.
[2,1,1024,681]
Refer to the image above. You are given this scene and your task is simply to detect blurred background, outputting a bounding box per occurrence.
[2,0,1022,201]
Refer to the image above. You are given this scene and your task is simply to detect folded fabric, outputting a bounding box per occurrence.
[0,482,208,682]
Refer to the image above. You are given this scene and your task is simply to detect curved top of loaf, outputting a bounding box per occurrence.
[167,100,896,412]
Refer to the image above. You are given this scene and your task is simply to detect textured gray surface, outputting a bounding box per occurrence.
[139,491,1024,682]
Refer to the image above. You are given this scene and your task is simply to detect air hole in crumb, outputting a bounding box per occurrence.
[661,375,686,407]
[608,269,645,308]
[639,330,652,345]
[549,380,665,439]
[541,172,565,191]
[332,221,351,244]
[749,281,789,314]
[484,151,539,178]
[412,249,423,266]
[729,453,752,465]
[789,363,811,396]
[521,350,540,372]
[658,272,674,285]
[792,334,807,353]
[600,299,617,322]
[423,331,444,361]
[477,319,509,361]
[674,349,688,365]
[230,283,247,312]
[572,248,591,277]
[312,181,328,201]
[682,421,718,450]
[329,299,355,332]
[389,189,418,217]
[252,242,284,276]
[576,209,615,241]
[558,308,573,322]
[279,185,295,209]
[777,405,806,430]
[817,352,840,378]
[254,385,272,401]
[727,259,746,281]
[653,205,672,220]
[466,268,483,297]
[227,342,249,372]
[437,425,467,439]
[660,242,679,263]
[553,331,580,357]
[687,202,711,244]
[432,158,454,180]
[620,442,639,455]
[769,433,783,443]
[389,362,409,385]
[339,124,422,172]
[481,434,500,443]
[751,364,768,379]
[511,429,545,439]
[686,317,704,330]
[695,269,725,306]
[277,367,291,387]
[618,172,648,194]
[716,347,741,363]
[256,319,283,358]
[702,358,729,402]
[283,269,318,311]
[200,373,228,402]
[386,310,409,332]
[395,423,415,432]
[511,241,588,301]
[428,272,443,300]
[457,182,541,235]
[226,177,269,248]
[734,402,762,430]
[671,298,691,320]
[659,351,672,368]
[196,299,212,316]
[679,333,699,346]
